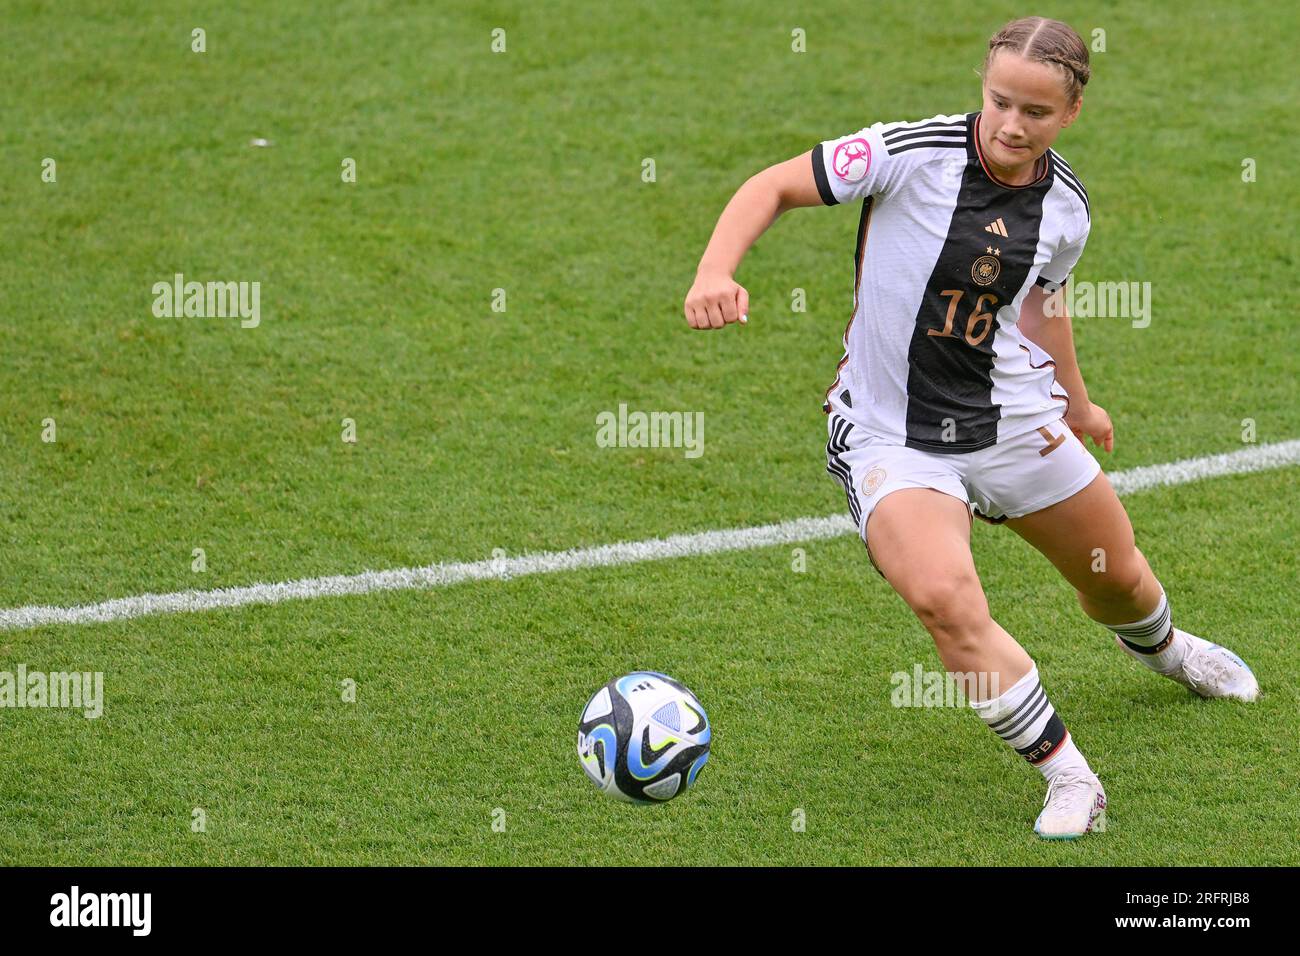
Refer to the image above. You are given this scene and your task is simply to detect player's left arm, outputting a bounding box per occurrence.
[1018,284,1114,452]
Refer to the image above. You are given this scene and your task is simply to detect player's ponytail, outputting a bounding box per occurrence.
[984,17,1091,103]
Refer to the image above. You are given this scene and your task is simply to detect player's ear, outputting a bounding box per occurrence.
[1061,95,1083,128]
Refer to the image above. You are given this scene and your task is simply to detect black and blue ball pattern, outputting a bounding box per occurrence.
[577,671,711,803]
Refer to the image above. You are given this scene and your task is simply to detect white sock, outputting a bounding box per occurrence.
[1113,588,1188,674]
[969,666,1092,781]
[1035,735,1091,783]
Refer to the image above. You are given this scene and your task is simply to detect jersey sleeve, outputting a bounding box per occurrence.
[811,123,902,205]
[1035,219,1090,293]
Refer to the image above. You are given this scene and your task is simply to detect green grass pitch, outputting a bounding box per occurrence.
[1,1,1296,865]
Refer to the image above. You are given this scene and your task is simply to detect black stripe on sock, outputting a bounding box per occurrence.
[1120,626,1174,655]
[1017,712,1068,764]
[986,683,1042,734]
[999,694,1052,743]
[1118,617,1171,641]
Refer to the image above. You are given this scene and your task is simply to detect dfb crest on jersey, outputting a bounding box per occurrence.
[972,254,1001,287]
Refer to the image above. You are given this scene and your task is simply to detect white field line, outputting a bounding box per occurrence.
[2,439,1297,632]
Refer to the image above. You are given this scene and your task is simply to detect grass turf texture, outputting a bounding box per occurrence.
[0,1,1296,864]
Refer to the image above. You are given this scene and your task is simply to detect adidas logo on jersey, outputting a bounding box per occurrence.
[983,217,1009,237]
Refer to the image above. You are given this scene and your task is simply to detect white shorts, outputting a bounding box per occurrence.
[825,413,1101,573]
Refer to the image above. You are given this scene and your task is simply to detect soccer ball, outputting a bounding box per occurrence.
[576,671,711,803]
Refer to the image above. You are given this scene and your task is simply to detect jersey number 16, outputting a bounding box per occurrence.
[928,290,998,347]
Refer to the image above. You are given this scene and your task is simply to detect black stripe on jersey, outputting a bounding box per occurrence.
[811,143,838,206]
[903,111,1056,454]
[1056,177,1089,219]
[1054,169,1090,219]
[1050,151,1090,217]
[1053,158,1088,195]
[852,197,873,295]
[881,118,965,138]
[825,416,862,528]
[824,197,875,412]
[882,125,965,146]
[1051,150,1086,187]
[1035,274,1064,291]
[826,453,855,505]
[887,140,967,156]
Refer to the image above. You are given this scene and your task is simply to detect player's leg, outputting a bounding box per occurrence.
[826,417,1029,689]
[1001,444,1259,702]
[827,415,1104,836]
[1004,469,1159,623]
[864,486,1104,838]
[864,488,1030,688]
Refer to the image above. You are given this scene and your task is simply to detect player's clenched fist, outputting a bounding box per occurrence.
[684,270,749,330]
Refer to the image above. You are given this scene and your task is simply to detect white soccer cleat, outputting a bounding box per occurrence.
[1034,770,1106,840]
[1117,629,1260,702]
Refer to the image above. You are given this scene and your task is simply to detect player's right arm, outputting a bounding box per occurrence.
[684,150,824,330]
[686,118,919,329]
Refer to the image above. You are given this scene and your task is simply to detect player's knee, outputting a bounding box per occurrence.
[906,571,988,636]
[1077,548,1146,606]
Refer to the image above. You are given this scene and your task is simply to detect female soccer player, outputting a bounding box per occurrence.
[683,16,1258,839]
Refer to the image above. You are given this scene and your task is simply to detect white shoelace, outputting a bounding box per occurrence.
[1181,646,1237,691]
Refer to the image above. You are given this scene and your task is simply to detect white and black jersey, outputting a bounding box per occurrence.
[812,111,1091,453]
